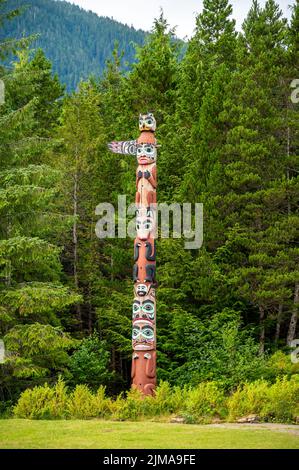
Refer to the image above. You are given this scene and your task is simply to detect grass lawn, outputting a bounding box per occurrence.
[0,420,298,449]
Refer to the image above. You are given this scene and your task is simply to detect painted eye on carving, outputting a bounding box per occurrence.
[132,327,140,339]
[143,301,155,314]
[137,147,143,155]
[143,219,152,230]
[133,302,140,315]
[142,327,154,339]
[146,119,153,126]
[145,145,155,155]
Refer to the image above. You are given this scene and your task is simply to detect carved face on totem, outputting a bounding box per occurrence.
[133,286,156,350]
[136,207,156,240]
[133,298,155,323]
[139,113,156,132]
[134,283,155,297]
[132,319,155,350]
[136,143,157,165]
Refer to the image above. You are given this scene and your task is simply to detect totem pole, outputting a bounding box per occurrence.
[108,113,157,396]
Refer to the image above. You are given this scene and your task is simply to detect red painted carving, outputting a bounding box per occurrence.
[108,113,157,396]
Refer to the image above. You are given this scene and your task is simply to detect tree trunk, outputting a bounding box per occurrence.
[5,260,11,288]
[286,126,291,216]
[259,306,265,355]
[111,346,116,371]
[287,283,299,346]
[5,220,12,287]
[111,251,114,281]
[274,304,283,344]
[87,283,93,334]
[73,162,82,327]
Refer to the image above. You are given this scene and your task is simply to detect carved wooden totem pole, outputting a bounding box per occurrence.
[108,113,157,396]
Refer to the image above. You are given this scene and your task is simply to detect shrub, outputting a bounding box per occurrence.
[113,388,143,421]
[14,376,68,419]
[181,382,226,423]
[0,400,13,418]
[152,381,180,416]
[13,376,299,423]
[67,384,112,419]
[260,376,299,423]
[109,393,126,420]
[69,335,112,390]
[264,351,299,381]
[168,310,269,390]
[67,384,99,419]
[227,376,299,423]
[95,385,113,418]
[48,376,69,418]
[227,380,269,421]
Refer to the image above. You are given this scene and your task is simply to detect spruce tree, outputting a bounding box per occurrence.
[0,12,80,387]
[207,1,294,352]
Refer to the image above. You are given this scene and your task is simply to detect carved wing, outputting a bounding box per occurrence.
[108,140,137,155]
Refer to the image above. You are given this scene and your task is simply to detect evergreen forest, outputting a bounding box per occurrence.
[0,0,146,90]
[0,0,298,412]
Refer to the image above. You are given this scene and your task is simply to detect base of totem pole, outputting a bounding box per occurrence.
[131,350,156,396]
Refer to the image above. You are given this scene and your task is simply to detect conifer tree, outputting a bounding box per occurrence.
[0,10,80,388]
[207,1,295,352]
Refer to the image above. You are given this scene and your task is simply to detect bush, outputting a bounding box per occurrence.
[227,376,299,423]
[68,385,98,419]
[67,384,111,419]
[168,310,269,390]
[260,376,299,423]
[227,380,269,421]
[181,382,226,423]
[13,376,299,423]
[14,376,68,419]
[112,388,143,421]
[110,382,187,421]
[151,381,184,416]
[264,351,299,381]
[0,400,13,418]
[69,335,112,390]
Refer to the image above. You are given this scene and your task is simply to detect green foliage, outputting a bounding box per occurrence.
[0,0,298,403]
[13,376,299,424]
[227,376,299,423]
[67,384,110,419]
[4,323,75,379]
[113,388,144,421]
[0,6,81,402]
[13,376,68,419]
[0,0,32,59]
[264,351,299,381]
[69,335,113,390]
[165,308,267,389]
[1,0,147,90]
[181,382,227,423]
[11,48,65,136]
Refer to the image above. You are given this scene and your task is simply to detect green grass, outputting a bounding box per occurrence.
[0,420,298,449]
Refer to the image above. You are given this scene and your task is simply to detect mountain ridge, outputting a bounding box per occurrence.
[0,0,148,90]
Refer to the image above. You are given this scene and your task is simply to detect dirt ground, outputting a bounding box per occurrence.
[207,423,299,436]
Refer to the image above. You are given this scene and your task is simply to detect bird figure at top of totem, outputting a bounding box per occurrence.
[139,113,156,132]
[107,112,158,157]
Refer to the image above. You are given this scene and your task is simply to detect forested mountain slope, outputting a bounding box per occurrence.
[0,0,146,89]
